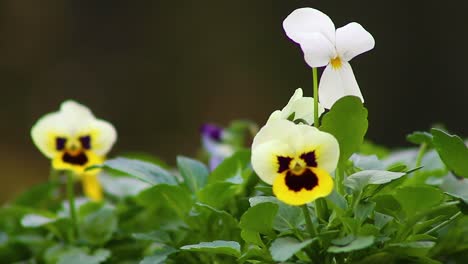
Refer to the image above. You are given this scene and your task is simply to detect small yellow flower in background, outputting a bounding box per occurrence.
[31,100,117,201]
[251,119,339,205]
[267,88,324,125]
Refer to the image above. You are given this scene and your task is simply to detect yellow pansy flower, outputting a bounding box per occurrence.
[31,100,117,201]
[251,119,339,205]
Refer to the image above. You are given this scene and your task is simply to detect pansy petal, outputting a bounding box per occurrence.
[86,119,117,156]
[252,119,304,150]
[82,172,103,201]
[251,140,294,185]
[273,167,334,205]
[336,22,375,62]
[296,124,339,173]
[286,97,325,125]
[283,8,336,44]
[31,112,64,158]
[299,32,336,68]
[318,62,363,109]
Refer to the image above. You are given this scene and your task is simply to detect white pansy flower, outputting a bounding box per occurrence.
[283,8,375,109]
[267,88,325,125]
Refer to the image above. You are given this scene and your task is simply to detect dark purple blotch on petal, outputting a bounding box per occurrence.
[300,151,317,167]
[285,169,319,192]
[56,137,67,151]
[277,156,293,173]
[80,135,91,150]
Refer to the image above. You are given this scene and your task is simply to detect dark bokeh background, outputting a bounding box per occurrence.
[1,0,467,201]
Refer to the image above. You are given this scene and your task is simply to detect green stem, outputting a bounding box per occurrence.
[66,172,78,243]
[313,68,319,128]
[335,166,345,195]
[415,143,427,169]
[302,205,317,238]
[424,211,462,235]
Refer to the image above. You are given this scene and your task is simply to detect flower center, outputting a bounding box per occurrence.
[330,57,342,69]
[55,135,92,166]
[276,151,319,192]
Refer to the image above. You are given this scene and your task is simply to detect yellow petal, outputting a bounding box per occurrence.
[273,167,334,206]
[52,151,104,175]
[82,172,103,201]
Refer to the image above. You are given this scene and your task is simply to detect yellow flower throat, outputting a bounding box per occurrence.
[330,57,342,69]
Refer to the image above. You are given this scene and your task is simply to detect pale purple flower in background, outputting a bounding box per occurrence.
[200,124,235,170]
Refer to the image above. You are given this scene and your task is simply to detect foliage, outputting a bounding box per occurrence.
[2,98,468,264]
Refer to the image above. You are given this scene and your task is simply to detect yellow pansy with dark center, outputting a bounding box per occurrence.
[31,100,117,201]
[251,119,339,205]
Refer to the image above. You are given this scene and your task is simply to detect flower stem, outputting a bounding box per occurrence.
[415,143,427,169]
[301,205,317,238]
[335,166,345,195]
[313,68,319,128]
[66,172,78,242]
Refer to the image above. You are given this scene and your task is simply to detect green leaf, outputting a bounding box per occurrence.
[14,181,59,208]
[431,128,468,177]
[180,240,241,257]
[140,247,177,264]
[407,131,433,146]
[137,184,192,219]
[239,203,278,235]
[320,96,368,164]
[240,230,263,246]
[393,186,445,216]
[177,156,209,193]
[209,150,250,183]
[21,214,57,228]
[78,206,117,246]
[249,196,303,232]
[101,157,177,185]
[198,182,239,209]
[441,174,468,204]
[327,236,374,253]
[344,170,406,193]
[132,231,171,244]
[100,172,150,198]
[269,237,314,262]
[388,241,436,257]
[56,248,110,264]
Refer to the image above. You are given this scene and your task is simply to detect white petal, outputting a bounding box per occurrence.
[318,62,363,109]
[252,119,304,151]
[285,97,325,125]
[86,119,117,156]
[283,8,336,45]
[251,140,294,184]
[299,33,336,67]
[296,125,339,173]
[336,22,375,61]
[31,112,64,158]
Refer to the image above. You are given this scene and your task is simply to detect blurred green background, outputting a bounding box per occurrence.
[1,0,467,202]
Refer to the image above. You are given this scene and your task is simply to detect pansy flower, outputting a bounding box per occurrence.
[251,119,339,205]
[31,100,117,201]
[283,8,375,109]
[201,124,235,170]
[267,88,324,125]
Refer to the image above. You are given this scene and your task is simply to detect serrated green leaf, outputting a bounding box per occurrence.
[249,196,303,232]
[140,247,177,264]
[320,96,368,164]
[393,186,445,217]
[269,237,314,261]
[209,150,251,183]
[197,182,239,209]
[101,157,177,185]
[240,203,278,235]
[431,129,468,178]
[56,248,110,264]
[137,184,192,219]
[79,206,117,246]
[327,236,374,253]
[344,170,406,193]
[177,156,209,193]
[180,240,240,257]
